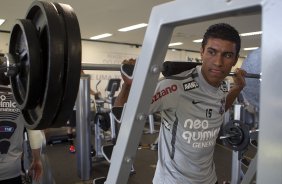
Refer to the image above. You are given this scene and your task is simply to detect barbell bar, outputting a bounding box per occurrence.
[162,61,261,79]
[229,72,261,79]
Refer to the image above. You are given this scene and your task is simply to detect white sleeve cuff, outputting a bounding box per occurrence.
[27,129,44,149]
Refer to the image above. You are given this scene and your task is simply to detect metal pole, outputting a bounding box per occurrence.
[148,114,155,134]
[81,63,120,71]
[76,75,92,180]
[241,154,257,184]
[231,104,242,184]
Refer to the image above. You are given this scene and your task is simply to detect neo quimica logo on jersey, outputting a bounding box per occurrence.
[0,95,20,113]
[0,95,17,108]
[182,118,220,148]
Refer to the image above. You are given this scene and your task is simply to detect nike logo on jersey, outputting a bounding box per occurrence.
[192,100,200,104]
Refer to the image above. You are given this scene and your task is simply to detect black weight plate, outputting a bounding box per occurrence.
[223,120,250,151]
[9,19,43,110]
[22,1,65,129]
[51,3,81,127]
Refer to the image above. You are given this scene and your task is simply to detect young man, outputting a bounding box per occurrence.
[114,23,246,184]
[0,73,43,183]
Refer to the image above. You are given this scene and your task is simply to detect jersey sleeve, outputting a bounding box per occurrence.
[149,78,179,114]
[27,129,44,149]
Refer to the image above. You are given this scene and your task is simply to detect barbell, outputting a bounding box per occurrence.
[0,1,81,129]
[0,1,123,130]
[162,61,261,79]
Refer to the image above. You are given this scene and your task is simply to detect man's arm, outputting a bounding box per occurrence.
[225,68,246,110]
[114,83,131,106]
[27,130,44,182]
[114,59,136,107]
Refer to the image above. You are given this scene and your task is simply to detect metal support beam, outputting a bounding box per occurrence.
[257,0,282,183]
[231,105,243,184]
[81,63,120,71]
[76,75,92,180]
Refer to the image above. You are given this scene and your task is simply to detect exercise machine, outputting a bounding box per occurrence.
[93,78,121,162]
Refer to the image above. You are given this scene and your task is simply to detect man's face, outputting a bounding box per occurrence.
[200,38,238,87]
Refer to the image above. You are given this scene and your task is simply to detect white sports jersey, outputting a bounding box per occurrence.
[151,66,226,184]
[0,85,24,180]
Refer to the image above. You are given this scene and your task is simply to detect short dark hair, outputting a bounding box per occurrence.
[201,23,241,56]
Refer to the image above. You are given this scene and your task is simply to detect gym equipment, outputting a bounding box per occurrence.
[162,61,261,79]
[121,61,261,79]
[93,78,121,161]
[0,1,122,130]
[223,103,258,184]
[106,1,282,184]
[221,120,250,152]
[0,0,81,130]
[22,130,33,184]
[0,0,281,183]
[76,76,92,181]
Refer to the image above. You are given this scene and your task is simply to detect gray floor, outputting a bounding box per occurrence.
[44,126,257,184]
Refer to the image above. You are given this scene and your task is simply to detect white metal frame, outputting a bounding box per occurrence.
[105,0,282,183]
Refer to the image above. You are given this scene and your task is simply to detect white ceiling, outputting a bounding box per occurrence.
[0,0,261,57]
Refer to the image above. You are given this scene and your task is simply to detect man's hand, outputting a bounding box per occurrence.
[232,68,246,90]
[114,58,136,107]
[121,58,136,86]
[29,156,43,182]
[225,68,247,111]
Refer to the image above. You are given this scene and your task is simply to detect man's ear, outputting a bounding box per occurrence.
[200,47,204,59]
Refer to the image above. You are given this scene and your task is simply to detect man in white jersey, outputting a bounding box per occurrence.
[0,73,43,184]
[114,23,246,184]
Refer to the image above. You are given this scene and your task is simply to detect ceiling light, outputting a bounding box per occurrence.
[90,33,112,40]
[118,23,147,32]
[193,39,203,43]
[0,19,5,26]
[244,47,259,51]
[240,31,262,37]
[168,42,183,47]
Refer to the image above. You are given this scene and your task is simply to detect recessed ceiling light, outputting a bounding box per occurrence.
[0,19,5,26]
[90,33,112,40]
[193,39,203,43]
[240,31,262,37]
[244,47,259,51]
[168,42,183,47]
[118,23,147,32]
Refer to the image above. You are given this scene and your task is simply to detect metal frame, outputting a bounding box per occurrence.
[230,104,258,184]
[105,0,282,183]
[76,67,121,180]
[76,75,92,180]
[231,104,243,184]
